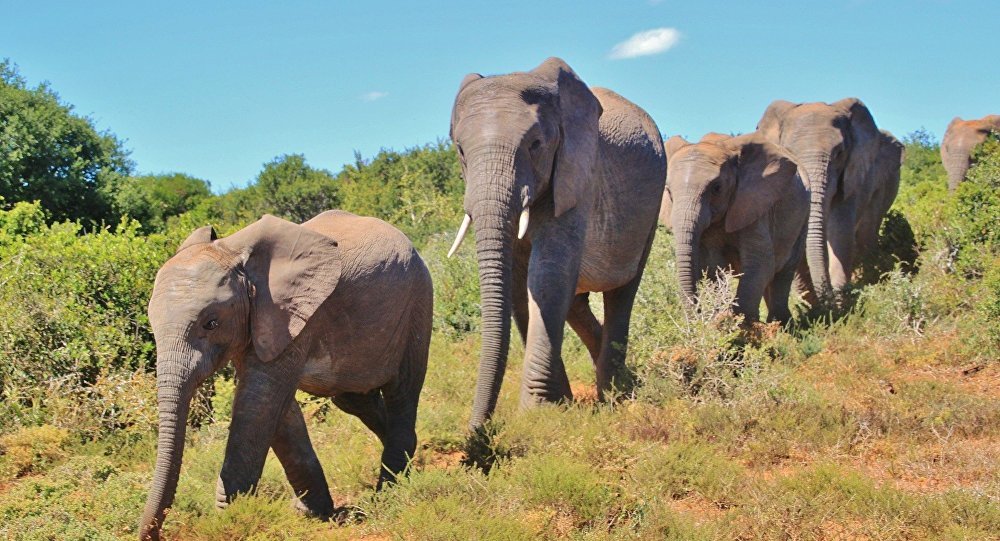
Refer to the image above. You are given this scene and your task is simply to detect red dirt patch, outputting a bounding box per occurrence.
[569,381,598,404]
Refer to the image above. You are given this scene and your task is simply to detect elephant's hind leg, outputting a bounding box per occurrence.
[597,271,643,401]
[272,400,335,519]
[567,293,602,363]
[377,336,428,489]
[594,228,655,401]
[765,262,797,324]
[332,391,388,442]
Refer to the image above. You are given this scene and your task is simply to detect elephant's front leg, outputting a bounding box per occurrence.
[216,353,301,508]
[735,226,776,323]
[271,400,334,519]
[827,199,859,294]
[520,214,585,408]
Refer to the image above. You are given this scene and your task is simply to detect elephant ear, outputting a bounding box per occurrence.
[533,57,602,217]
[757,100,796,142]
[872,130,904,211]
[176,225,218,254]
[837,98,879,201]
[659,185,674,229]
[449,72,483,140]
[219,215,342,363]
[664,135,689,160]
[726,140,803,233]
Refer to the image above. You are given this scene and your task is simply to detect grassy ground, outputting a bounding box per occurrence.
[1,228,998,540]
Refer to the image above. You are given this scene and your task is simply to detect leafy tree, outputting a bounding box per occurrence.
[252,154,339,222]
[899,128,947,188]
[183,144,463,247]
[337,141,463,245]
[192,154,338,225]
[0,60,132,225]
[114,173,211,232]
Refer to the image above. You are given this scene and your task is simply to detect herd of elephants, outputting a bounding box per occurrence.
[137,58,999,539]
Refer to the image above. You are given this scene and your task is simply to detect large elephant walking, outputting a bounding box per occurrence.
[660,133,809,323]
[757,98,898,300]
[447,57,666,429]
[139,211,432,540]
[942,115,1000,190]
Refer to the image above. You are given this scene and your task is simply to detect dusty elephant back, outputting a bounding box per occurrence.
[297,210,432,395]
[303,210,426,284]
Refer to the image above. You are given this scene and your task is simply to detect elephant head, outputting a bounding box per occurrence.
[447,57,601,429]
[139,215,341,540]
[664,133,803,304]
[757,98,880,296]
[941,115,1000,190]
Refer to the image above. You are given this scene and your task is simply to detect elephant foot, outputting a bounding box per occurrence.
[519,382,573,409]
[214,477,230,510]
[291,495,334,521]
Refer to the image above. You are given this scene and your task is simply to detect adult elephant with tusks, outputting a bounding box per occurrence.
[447,57,666,430]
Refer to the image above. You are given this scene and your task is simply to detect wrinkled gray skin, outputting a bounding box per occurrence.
[941,115,1000,190]
[139,211,432,540]
[660,133,809,323]
[757,98,887,301]
[449,57,665,429]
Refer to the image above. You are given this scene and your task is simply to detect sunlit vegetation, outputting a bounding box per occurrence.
[1,61,998,540]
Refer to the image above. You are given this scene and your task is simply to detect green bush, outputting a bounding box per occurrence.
[337,141,464,247]
[856,209,919,284]
[423,233,481,338]
[0,210,172,436]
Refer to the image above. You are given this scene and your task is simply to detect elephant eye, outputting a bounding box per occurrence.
[711,182,722,195]
[203,319,219,331]
[529,139,542,153]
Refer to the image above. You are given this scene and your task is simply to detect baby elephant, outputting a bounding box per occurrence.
[139,211,432,540]
[661,133,809,323]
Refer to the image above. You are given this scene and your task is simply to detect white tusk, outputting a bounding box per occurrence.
[517,207,530,239]
[447,214,472,258]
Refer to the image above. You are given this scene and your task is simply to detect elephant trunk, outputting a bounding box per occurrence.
[466,145,518,430]
[944,153,970,191]
[672,197,708,307]
[801,152,833,299]
[139,346,202,540]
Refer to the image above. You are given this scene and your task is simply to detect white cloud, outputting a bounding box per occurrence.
[361,91,389,102]
[608,28,680,60]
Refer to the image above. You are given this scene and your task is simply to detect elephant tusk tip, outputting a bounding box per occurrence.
[447,214,472,257]
[517,208,529,240]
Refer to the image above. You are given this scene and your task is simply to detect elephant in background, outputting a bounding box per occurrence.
[139,211,432,540]
[447,57,666,429]
[757,98,890,301]
[660,132,809,323]
[941,115,1000,190]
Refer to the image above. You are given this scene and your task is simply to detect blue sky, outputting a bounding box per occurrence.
[4,1,996,191]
